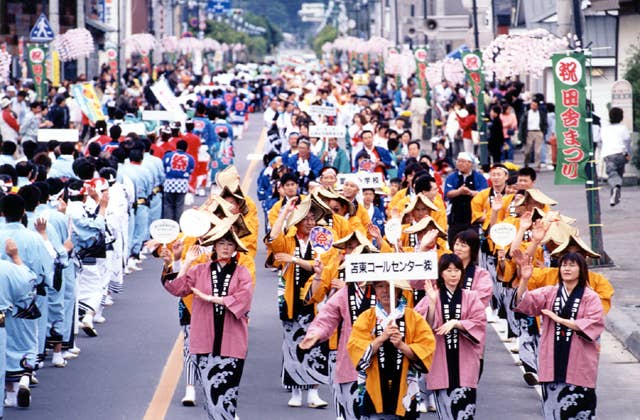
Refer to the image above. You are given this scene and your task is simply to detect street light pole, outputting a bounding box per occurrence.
[471,0,488,169]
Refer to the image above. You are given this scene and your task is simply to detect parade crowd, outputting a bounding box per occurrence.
[0,55,628,420]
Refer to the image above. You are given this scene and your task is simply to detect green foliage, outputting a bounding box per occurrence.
[234,0,305,33]
[311,25,338,58]
[623,42,640,170]
[203,17,278,61]
[624,43,640,132]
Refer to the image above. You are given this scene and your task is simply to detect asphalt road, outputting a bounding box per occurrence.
[9,114,640,420]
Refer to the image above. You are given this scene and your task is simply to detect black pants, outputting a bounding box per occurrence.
[162,192,186,222]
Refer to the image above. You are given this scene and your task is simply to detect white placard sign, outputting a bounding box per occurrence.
[179,209,211,238]
[336,172,384,190]
[150,219,180,244]
[37,129,79,143]
[489,222,517,248]
[309,125,346,138]
[118,122,147,135]
[345,250,438,282]
[308,105,337,117]
[142,110,185,122]
[150,77,188,120]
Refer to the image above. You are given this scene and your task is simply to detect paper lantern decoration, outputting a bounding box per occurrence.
[161,36,179,53]
[482,29,569,80]
[51,28,95,62]
[0,50,11,83]
[123,33,158,56]
[177,36,203,54]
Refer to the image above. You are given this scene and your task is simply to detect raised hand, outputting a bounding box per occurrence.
[418,229,439,251]
[34,217,47,234]
[424,279,439,303]
[185,245,203,264]
[519,210,533,231]
[367,223,382,241]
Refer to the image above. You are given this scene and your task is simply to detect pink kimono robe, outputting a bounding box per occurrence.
[306,285,360,384]
[465,264,494,308]
[515,285,604,388]
[415,289,487,390]
[163,262,254,359]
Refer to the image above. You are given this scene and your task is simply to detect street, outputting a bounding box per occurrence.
[7,114,640,420]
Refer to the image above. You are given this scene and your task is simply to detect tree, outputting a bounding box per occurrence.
[311,25,338,58]
[624,43,640,132]
[623,42,640,170]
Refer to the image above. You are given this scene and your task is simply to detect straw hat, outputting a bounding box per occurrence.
[403,216,447,238]
[310,190,340,216]
[542,220,578,247]
[550,234,600,259]
[333,230,374,250]
[316,188,355,216]
[403,194,439,215]
[216,166,248,214]
[198,216,248,253]
[285,197,324,230]
[531,207,576,225]
[513,188,558,207]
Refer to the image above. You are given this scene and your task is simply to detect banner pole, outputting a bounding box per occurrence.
[584,51,613,266]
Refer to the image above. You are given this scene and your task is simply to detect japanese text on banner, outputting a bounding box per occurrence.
[551,53,589,185]
[344,251,438,282]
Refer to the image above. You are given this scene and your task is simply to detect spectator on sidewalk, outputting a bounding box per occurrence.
[600,107,631,207]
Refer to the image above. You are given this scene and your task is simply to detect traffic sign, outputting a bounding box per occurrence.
[207,0,230,14]
[30,14,55,42]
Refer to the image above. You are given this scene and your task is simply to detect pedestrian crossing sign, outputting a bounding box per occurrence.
[30,14,55,42]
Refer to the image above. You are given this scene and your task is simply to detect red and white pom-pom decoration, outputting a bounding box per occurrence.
[123,33,158,56]
[0,50,11,83]
[178,36,203,54]
[51,28,95,62]
[482,29,569,80]
[161,36,179,53]
[202,38,221,52]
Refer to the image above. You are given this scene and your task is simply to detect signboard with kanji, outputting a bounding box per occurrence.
[344,251,438,282]
[611,80,633,132]
[337,172,384,189]
[27,44,47,99]
[308,125,346,138]
[552,52,589,185]
[414,47,428,99]
[308,105,337,120]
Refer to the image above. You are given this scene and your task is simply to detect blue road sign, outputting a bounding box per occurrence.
[30,14,55,42]
[207,0,231,14]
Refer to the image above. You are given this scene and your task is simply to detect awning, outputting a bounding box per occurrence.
[86,19,117,33]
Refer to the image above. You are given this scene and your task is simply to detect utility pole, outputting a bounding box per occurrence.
[471,0,488,169]
[571,0,613,266]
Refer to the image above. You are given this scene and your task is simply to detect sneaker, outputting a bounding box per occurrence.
[94,314,106,324]
[17,376,31,408]
[417,401,427,413]
[62,351,79,360]
[523,372,539,386]
[181,385,196,407]
[610,186,621,207]
[127,258,142,272]
[287,390,302,407]
[104,295,114,306]
[29,373,39,385]
[307,396,328,409]
[52,353,67,368]
[427,393,437,412]
[81,315,98,337]
[138,253,147,261]
[4,392,17,407]
[68,346,81,355]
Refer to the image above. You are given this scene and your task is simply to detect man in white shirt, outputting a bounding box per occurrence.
[600,107,631,206]
[519,100,547,169]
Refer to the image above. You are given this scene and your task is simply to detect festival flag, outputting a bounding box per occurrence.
[551,52,589,185]
[70,83,106,123]
[462,51,484,110]
[413,48,428,98]
[27,44,48,99]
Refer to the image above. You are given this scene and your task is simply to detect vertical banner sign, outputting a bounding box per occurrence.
[362,53,369,70]
[413,48,428,98]
[27,44,47,99]
[379,52,385,76]
[106,45,118,77]
[552,53,589,185]
[51,50,60,87]
[462,51,484,112]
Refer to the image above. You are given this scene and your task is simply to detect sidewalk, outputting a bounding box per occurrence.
[534,167,640,360]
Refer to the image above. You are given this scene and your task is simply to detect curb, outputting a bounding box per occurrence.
[605,306,640,361]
